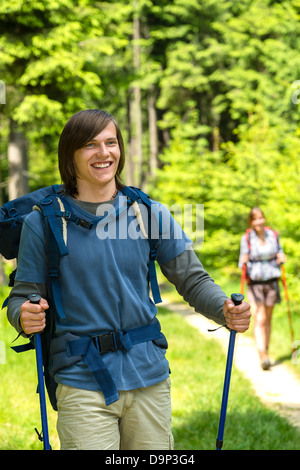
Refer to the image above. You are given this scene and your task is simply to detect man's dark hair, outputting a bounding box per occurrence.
[58,109,125,196]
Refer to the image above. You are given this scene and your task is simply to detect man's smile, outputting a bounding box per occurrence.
[91,161,113,169]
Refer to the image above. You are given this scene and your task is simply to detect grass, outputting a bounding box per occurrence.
[1,280,300,450]
[158,307,300,450]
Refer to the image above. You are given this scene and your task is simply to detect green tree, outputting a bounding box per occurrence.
[0,0,105,199]
[150,0,300,285]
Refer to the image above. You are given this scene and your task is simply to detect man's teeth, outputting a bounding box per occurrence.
[92,162,110,168]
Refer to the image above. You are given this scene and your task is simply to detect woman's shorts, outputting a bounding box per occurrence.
[247,279,281,306]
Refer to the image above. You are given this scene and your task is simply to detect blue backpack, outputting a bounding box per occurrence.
[0,185,163,410]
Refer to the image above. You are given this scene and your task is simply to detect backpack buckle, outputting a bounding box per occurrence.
[76,218,93,230]
[8,208,18,217]
[62,211,71,220]
[40,198,53,206]
[92,332,118,354]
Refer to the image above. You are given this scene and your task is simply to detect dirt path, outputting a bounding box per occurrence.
[163,301,300,432]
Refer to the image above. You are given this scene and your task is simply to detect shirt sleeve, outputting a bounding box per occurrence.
[160,249,227,325]
[15,210,48,284]
[7,210,49,337]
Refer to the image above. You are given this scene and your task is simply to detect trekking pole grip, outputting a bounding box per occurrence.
[216,292,244,450]
[28,293,42,305]
[28,294,51,450]
[231,293,244,309]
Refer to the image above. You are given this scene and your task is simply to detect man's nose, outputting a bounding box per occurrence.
[97,144,110,157]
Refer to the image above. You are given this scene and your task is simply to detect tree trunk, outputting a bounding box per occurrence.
[8,119,29,199]
[148,86,159,180]
[128,0,143,188]
[126,97,135,186]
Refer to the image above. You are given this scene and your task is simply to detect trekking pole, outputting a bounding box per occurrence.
[240,263,247,296]
[28,294,51,450]
[280,265,296,354]
[216,293,244,451]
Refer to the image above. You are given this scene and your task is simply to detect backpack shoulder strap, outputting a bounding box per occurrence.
[35,193,97,320]
[265,226,279,238]
[264,226,280,251]
[122,186,151,205]
[122,186,162,304]
[36,194,68,256]
[35,194,70,320]
[244,228,253,250]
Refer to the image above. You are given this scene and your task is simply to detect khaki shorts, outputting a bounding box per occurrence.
[56,378,174,450]
[247,279,281,307]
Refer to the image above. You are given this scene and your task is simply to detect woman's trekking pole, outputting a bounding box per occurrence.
[216,293,244,450]
[280,265,296,354]
[240,263,247,296]
[28,294,51,450]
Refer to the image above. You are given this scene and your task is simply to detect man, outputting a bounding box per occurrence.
[8,109,251,450]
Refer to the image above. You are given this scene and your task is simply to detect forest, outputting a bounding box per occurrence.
[1,0,300,304]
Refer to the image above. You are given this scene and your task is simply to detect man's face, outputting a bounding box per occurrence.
[74,121,121,191]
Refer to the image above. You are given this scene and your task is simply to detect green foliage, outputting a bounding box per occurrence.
[1,0,300,293]
[2,0,300,450]
[0,0,115,191]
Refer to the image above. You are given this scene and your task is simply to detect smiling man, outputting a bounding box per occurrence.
[58,110,125,202]
[7,109,251,450]
[72,121,121,202]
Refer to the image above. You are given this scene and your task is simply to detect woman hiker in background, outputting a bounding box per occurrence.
[7,109,251,450]
[239,207,286,371]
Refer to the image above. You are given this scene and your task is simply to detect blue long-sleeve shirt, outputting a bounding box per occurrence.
[7,192,228,392]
